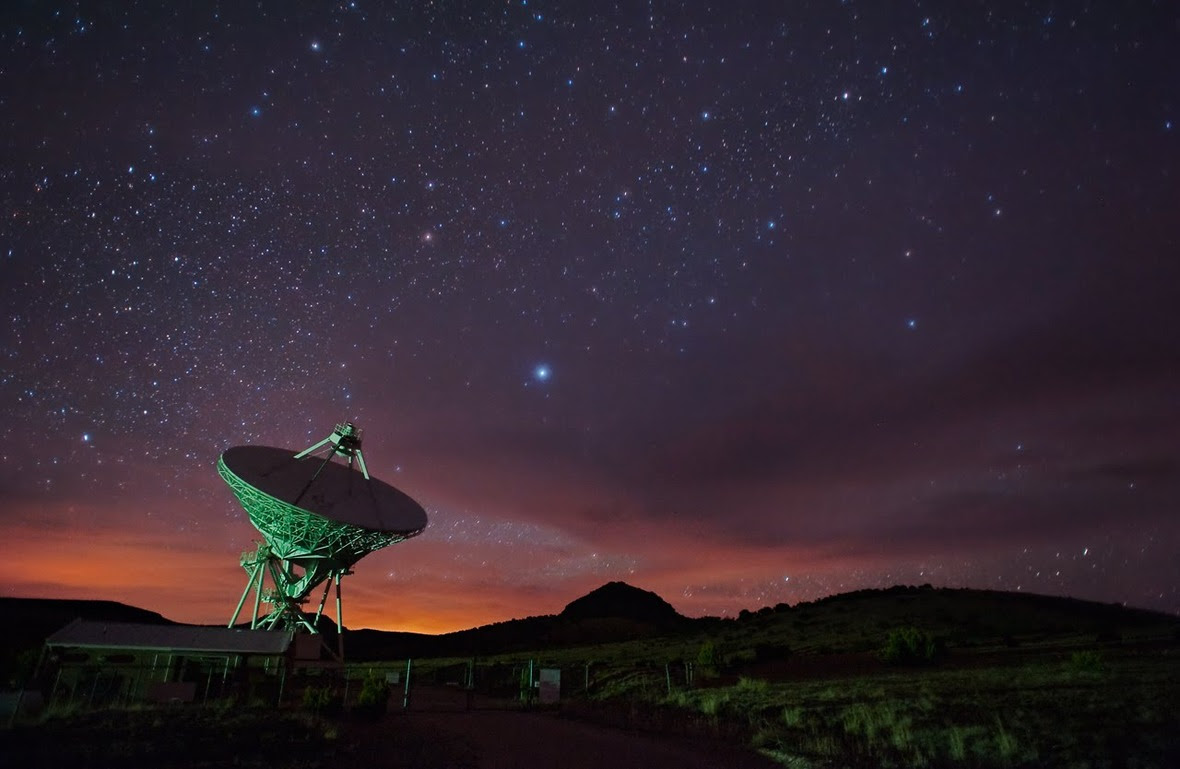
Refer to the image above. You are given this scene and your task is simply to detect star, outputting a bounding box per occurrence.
[0,0,1175,634]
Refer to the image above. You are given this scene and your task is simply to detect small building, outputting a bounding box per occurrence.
[41,619,294,708]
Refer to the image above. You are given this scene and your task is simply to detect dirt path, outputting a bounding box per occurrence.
[393,708,780,769]
[345,687,781,769]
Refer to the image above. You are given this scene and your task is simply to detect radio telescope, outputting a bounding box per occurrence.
[218,422,427,659]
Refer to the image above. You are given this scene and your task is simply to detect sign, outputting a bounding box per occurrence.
[538,668,560,703]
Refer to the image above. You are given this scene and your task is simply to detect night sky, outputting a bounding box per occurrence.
[2,2,1178,634]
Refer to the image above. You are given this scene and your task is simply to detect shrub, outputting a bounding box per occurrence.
[880,626,940,665]
[301,685,337,714]
[994,716,1020,760]
[724,648,757,668]
[735,676,769,693]
[698,691,728,716]
[696,640,719,670]
[355,672,390,715]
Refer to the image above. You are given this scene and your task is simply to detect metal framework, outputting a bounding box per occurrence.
[293,421,371,480]
[218,425,418,661]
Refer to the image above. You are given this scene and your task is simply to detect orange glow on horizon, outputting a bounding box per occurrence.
[0,502,864,634]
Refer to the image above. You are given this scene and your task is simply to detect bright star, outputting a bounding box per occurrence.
[533,364,551,381]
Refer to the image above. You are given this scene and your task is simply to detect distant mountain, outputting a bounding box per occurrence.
[777,584,1174,643]
[5,584,1176,664]
[560,581,683,624]
[0,597,174,654]
[347,581,689,660]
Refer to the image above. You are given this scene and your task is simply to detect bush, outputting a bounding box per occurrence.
[301,685,337,714]
[698,690,728,716]
[880,626,940,665]
[354,672,390,716]
[696,640,719,670]
[723,648,757,668]
[735,676,769,693]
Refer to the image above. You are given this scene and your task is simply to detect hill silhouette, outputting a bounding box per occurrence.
[339,583,1179,661]
[4,584,1176,665]
[560,581,682,623]
[0,597,175,681]
[1,597,172,651]
[347,581,687,659]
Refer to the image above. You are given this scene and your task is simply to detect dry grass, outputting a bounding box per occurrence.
[664,651,1179,768]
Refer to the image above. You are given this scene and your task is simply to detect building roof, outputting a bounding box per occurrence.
[46,619,293,655]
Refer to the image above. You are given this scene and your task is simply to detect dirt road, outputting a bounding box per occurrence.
[394,708,780,769]
[344,687,781,769]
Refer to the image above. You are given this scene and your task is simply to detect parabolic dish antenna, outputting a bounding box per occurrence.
[218,422,427,659]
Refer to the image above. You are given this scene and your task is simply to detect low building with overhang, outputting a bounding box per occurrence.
[41,619,295,707]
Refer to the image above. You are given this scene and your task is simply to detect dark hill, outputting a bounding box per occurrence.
[6,585,1176,666]
[716,585,1178,661]
[560,581,682,624]
[347,584,1176,661]
[0,597,174,660]
[347,582,689,660]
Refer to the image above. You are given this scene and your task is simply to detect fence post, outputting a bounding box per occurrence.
[87,670,100,708]
[402,659,412,710]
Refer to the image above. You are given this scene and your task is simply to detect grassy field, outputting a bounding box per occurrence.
[0,706,474,769]
[0,707,337,769]
[370,589,1180,768]
[7,586,1177,768]
[667,649,1178,768]
[387,639,1178,767]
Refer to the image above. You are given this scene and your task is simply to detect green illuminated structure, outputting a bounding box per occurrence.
[218,423,427,660]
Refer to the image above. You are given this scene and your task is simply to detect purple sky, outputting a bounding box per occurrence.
[1,2,1177,632]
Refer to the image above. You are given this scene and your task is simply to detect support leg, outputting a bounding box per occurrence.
[314,579,332,625]
[229,562,264,628]
[250,565,265,628]
[335,572,345,661]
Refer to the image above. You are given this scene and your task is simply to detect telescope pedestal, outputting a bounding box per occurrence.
[228,542,349,661]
